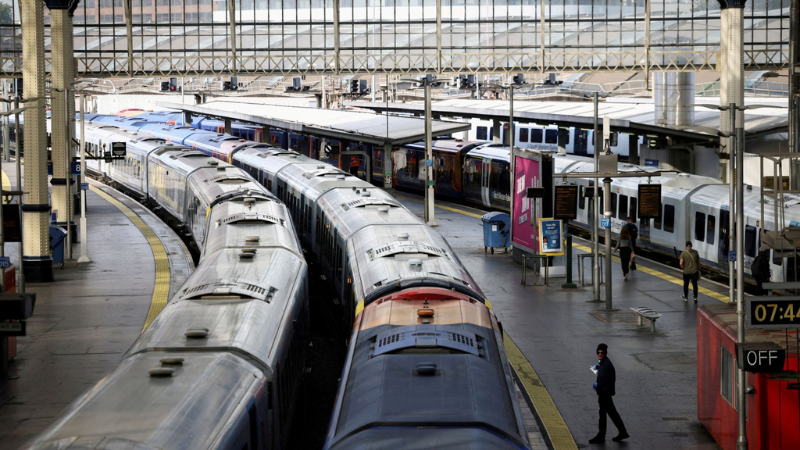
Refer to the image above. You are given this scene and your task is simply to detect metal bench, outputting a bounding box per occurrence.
[630,307,662,333]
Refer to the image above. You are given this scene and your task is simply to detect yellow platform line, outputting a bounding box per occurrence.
[90,185,171,332]
[394,194,484,219]
[572,243,729,303]
[504,332,578,450]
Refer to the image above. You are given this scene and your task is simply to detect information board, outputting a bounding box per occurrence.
[2,204,21,242]
[538,218,564,255]
[554,185,578,220]
[638,184,662,219]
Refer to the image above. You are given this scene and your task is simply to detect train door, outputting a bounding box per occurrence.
[480,158,491,207]
[573,129,588,156]
[718,208,730,265]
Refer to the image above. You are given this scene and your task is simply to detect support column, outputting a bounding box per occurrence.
[48,8,74,245]
[21,0,53,282]
[718,3,747,450]
[492,120,501,143]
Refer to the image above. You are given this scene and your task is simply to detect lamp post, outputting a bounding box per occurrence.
[400,75,439,226]
[690,101,786,449]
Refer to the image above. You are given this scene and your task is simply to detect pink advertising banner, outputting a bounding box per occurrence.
[512,155,541,253]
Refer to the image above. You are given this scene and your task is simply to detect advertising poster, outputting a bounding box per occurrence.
[538,218,564,255]
[512,156,540,252]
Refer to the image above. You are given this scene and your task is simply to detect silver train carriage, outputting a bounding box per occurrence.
[556,154,798,283]
[25,128,309,450]
[231,146,530,449]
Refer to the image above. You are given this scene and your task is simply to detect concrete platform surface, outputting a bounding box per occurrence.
[396,194,723,450]
[0,173,193,450]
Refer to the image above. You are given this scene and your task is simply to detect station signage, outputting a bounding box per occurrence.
[638,184,661,219]
[747,296,800,329]
[554,185,578,220]
[736,343,786,373]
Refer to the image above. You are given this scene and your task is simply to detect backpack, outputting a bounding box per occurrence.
[751,256,762,278]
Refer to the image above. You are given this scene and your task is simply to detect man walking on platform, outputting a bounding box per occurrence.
[590,343,629,444]
[622,216,638,251]
[680,241,700,302]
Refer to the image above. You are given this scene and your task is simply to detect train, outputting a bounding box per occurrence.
[66,116,533,448]
[24,125,310,449]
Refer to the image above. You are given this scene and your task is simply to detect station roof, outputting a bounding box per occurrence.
[346,98,789,143]
[160,102,471,146]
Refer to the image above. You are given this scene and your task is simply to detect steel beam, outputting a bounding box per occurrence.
[21,0,53,282]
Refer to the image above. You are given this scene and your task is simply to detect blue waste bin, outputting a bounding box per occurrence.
[481,211,511,254]
[49,225,67,268]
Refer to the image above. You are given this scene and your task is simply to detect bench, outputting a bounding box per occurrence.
[630,307,662,333]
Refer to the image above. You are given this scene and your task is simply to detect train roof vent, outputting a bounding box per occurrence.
[205,174,251,184]
[370,325,480,358]
[398,233,409,240]
[302,168,345,179]
[340,198,399,211]
[220,212,284,227]
[369,241,448,260]
[181,279,274,301]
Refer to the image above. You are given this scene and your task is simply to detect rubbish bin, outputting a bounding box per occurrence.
[481,211,511,254]
[49,225,67,268]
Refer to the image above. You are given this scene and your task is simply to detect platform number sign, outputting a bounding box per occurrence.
[729,251,736,262]
[111,142,127,157]
[70,162,81,176]
[0,256,9,268]
[600,218,610,229]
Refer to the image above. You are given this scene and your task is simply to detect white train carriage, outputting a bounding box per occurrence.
[147,148,220,225]
[554,154,800,284]
[467,118,639,157]
[27,127,309,450]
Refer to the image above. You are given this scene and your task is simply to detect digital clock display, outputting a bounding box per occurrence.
[747,298,800,328]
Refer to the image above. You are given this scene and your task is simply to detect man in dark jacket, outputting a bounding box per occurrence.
[622,216,638,250]
[590,343,629,444]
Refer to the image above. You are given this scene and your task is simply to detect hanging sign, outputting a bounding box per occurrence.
[638,184,661,219]
[554,185,578,220]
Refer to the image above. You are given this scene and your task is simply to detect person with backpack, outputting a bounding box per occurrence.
[613,227,635,281]
[622,216,638,251]
[752,249,771,295]
[680,241,700,302]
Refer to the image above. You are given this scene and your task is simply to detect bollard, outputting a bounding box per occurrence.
[562,233,578,289]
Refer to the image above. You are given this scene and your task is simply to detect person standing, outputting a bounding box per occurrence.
[752,249,771,295]
[350,154,360,177]
[613,227,635,280]
[680,241,700,302]
[622,216,638,251]
[590,343,629,444]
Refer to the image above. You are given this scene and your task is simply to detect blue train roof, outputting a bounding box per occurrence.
[136,123,202,144]
[133,111,185,125]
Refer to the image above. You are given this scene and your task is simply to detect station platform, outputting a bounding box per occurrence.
[396,194,725,450]
[0,163,193,449]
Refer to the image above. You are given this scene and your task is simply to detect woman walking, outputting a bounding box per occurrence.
[613,227,635,280]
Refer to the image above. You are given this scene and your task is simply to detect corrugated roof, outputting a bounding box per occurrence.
[348,98,788,141]
[159,102,471,146]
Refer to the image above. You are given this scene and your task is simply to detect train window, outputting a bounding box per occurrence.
[745,225,757,257]
[618,195,628,220]
[476,126,488,140]
[564,130,570,145]
[578,187,586,210]
[609,132,619,147]
[610,193,617,218]
[695,212,706,242]
[629,199,637,221]
[707,215,715,245]
[664,204,675,233]
[519,128,529,143]
[545,129,558,144]
[720,346,734,406]
[531,128,543,143]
